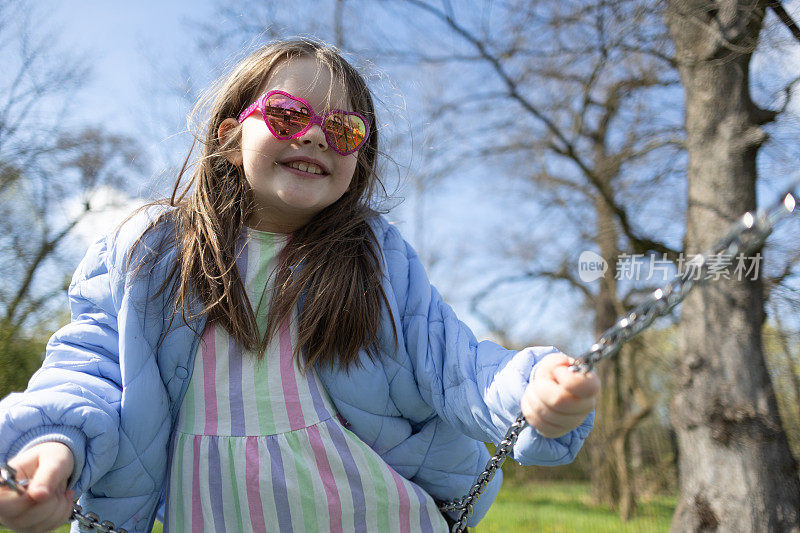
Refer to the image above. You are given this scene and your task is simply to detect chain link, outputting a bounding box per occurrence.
[0,463,28,495]
[437,186,798,532]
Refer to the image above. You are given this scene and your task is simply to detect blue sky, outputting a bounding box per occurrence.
[29,1,800,349]
[50,1,215,133]
[45,2,216,264]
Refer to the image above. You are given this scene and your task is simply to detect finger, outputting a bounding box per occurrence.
[523,401,582,439]
[526,412,568,438]
[1,456,37,522]
[14,491,67,533]
[531,397,590,436]
[552,365,601,399]
[42,490,75,532]
[12,484,74,533]
[0,489,31,526]
[27,452,71,502]
[533,353,572,380]
[7,453,38,485]
[522,383,593,428]
[522,386,590,438]
[530,376,597,416]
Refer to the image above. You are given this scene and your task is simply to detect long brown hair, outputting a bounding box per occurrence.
[121,38,396,372]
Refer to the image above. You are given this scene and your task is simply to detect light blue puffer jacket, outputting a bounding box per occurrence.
[0,205,593,532]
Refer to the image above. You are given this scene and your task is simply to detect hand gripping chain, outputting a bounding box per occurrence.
[436,182,799,532]
[0,463,128,533]
[0,187,797,533]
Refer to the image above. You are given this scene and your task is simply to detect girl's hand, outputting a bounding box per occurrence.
[521,352,601,438]
[0,442,75,532]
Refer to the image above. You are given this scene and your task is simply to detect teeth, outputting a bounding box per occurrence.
[288,161,323,174]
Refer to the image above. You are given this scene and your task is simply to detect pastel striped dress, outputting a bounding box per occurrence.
[164,227,448,532]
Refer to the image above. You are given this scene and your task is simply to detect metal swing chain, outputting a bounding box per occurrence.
[437,185,799,533]
[0,190,796,533]
[0,462,128,533]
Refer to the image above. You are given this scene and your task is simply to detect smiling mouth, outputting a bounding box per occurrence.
[280,160,329,176]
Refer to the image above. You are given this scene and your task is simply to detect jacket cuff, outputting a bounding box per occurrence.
[511,410,595,466]
[504,356,595,465]
[6,425,86,490]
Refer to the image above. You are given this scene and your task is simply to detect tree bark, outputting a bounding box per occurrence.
[590,195,623,509]
[665,1,800,530]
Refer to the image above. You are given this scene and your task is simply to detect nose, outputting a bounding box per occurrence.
[299,123,329,151]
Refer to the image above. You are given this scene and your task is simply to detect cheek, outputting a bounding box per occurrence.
[339,155,359,187]
[241,124,280,163]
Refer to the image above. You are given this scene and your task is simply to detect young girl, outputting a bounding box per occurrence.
[0,39,599,533]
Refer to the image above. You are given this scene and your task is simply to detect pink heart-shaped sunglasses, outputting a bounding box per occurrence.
[238,90,369,156]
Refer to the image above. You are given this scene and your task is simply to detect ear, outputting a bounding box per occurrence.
[218,118,243,166]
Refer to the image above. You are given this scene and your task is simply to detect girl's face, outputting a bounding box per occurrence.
[227,57,359,233]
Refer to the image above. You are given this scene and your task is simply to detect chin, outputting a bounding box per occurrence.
[276,191,331,211]
[279,198,325,212]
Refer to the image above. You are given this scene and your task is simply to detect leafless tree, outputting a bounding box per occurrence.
[0,2,88,191]
[0,127,145,344]
[0,3,147,356]
[378,0,686,518]
[664,0,800,529]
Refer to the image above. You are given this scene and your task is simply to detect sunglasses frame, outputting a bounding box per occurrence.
[238,90,369,156]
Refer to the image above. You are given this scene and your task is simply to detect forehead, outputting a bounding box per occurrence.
[263,57,351,111]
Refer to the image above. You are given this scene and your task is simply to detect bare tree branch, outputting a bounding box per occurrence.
[404,0,679,260]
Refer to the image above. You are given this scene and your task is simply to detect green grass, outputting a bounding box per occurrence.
[2,481,674,532]
[475,481,675,532]
[0,521,163,533]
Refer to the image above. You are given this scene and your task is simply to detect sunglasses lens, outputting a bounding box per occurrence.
[326,113,367,153]
[264,94,311,137]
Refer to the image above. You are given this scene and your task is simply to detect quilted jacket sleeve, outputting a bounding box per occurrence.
[0,227,136,493]
[380,221,594,466]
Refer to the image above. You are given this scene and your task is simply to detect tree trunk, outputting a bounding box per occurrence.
[665,1,800,530]
[613,426,635,520]
[615,344,641,521]
[590,195,623,509]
